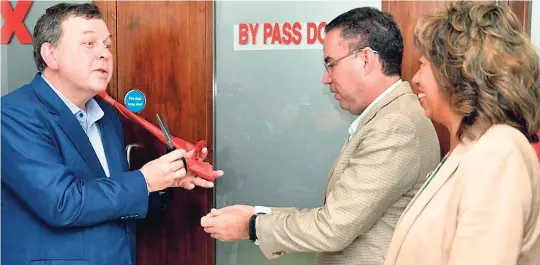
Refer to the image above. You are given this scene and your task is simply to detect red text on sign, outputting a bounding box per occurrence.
[237,21,326,46]
[262,22,302,45]
[307,22,326,44]
[1,1,33,45]
[238,23,259,45]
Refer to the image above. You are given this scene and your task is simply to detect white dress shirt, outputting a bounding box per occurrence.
[42,75,111,177]
[348,79,403,139]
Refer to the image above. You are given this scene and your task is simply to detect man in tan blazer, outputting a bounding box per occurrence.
[201,7,440,265]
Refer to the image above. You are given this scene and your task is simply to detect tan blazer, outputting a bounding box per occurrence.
[255,81,441,265]
[384,124,540,265]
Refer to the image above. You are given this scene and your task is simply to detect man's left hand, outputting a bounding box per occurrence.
[176,147,224,190]
[200,205,255,242]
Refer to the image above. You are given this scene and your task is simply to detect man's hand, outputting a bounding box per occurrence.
[200,205,255,242]
[140,149,189,192]
[176,147,224,190]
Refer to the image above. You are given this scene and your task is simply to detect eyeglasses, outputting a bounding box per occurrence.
[324,47,379,73]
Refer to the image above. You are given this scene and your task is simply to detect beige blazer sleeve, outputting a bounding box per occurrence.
[448,139,538,264]
[256,113,423,259]
[268,207,307,214]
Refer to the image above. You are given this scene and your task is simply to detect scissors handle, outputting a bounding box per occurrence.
[157,114,188,171]
[166,145,176,153]
[165,145,187,171]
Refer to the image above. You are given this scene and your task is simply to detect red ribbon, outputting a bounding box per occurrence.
[97,92,217,181]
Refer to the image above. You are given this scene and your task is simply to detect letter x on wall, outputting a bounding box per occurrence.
[1,1,33,44]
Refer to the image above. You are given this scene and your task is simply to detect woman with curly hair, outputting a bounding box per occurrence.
[384,2,540,265]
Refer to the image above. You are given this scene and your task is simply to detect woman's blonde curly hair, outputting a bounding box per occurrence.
[414,1,540,143]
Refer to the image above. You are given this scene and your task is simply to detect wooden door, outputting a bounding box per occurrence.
[382,0,531,157]
[94,2,214,265]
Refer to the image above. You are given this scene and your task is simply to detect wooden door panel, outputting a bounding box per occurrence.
[96,1,214,264]
[503,0,530,33]
[382,1,451,84]
[96,1,118,97]
[383,0,451,157]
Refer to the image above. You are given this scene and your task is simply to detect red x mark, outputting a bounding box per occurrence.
[1,1,33,44]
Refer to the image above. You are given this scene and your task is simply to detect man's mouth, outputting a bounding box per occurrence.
[94,68,108,74]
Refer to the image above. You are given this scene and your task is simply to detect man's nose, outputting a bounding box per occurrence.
[322,71,332,84]
[98,46,111,60]
[99,51,111,60]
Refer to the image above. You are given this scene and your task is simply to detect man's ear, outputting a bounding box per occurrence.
[40,43,58,70]
[362,49,377,76]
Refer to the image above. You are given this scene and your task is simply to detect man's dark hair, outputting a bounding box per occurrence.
[325,7,404,76]
[33,3,102,72]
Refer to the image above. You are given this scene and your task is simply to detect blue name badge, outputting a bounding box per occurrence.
[124,90,146,113]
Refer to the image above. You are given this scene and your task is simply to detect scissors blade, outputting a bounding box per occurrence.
[162,115,171,136]
[161,115,176,149]
[156,114,174,148]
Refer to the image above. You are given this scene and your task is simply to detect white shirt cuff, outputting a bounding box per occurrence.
[254,205,272,215]
[253,206,271,246]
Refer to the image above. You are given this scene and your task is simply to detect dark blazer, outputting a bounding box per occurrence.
[1,73,149,265]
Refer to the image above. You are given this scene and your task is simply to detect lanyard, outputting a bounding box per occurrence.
[420,156,448,193]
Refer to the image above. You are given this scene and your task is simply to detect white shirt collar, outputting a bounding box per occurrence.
[41,74,81,115]
[348,79,402,138]
[41,74,104,130]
